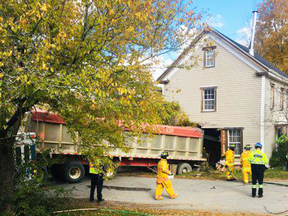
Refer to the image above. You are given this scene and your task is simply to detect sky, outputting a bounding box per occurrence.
[152,0,264,80]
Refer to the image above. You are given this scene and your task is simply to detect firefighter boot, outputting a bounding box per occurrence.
[258,188,263,198]
[171,193,178,199]
[155,196,164,200]
[252,188,256,198]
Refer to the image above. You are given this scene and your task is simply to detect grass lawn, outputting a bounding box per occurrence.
[118,167,288,181]
[53,198,268,216]
[178,167,288,181]
[177,168,288,181]
[263,167,288,180]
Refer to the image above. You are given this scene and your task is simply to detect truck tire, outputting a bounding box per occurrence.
[63,161,85,183]
[177,163,192,174]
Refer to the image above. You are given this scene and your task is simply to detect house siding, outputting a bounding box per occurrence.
[164,35,262,156]
[264,77,288,158]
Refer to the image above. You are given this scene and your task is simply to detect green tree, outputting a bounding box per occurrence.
[157,101,197,127]
[255,0,288,73]
[0,0,201,212]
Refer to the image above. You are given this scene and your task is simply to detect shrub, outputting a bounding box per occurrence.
[12,149,69,216]
[270,135,288,169]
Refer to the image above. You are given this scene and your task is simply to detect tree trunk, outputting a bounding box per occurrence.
[0,120,21,213]
[0,140,15,213]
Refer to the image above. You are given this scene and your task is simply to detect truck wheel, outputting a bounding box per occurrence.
[177,163,192,174]
[63,162,85,183]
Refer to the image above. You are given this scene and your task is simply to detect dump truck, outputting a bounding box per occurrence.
[26,110,206,183]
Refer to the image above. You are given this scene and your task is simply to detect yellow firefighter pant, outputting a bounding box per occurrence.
[226,165,234,180]
[242,168,251,183]
[155,180,176,198]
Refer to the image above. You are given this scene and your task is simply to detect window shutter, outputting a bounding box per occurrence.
[203,50,207,67]
[201,89,203,111]
[240,129,243,154]
[270,84,275,110]
[214,88,217,112]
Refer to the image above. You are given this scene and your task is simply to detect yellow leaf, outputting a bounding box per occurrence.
[0,73,3,78]
[40,4,48,12]
[136,12,141,19]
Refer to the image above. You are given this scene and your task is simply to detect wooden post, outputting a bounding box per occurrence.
[220,130,227,154]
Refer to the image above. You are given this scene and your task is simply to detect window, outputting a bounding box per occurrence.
[280,88,284,110]
[204,50,215,68]
[270,83,275,110]
[228,129,242,156]
[202,87,217,111]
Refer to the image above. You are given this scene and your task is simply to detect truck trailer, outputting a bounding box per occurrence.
[26,110,206,183]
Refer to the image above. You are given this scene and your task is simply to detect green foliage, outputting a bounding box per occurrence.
[157,101,197,127]
[0,0,202,159]
[12,148,70,216]
[270,135,288,168]
[0,0,202,211]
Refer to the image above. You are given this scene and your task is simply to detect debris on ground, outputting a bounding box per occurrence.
[55,198,270,216]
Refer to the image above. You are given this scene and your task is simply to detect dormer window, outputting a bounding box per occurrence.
[203,46,216,68]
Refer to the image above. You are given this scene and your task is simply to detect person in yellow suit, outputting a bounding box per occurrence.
[155,152,178,200]
[240,144,252,184]
[221,144,236,181]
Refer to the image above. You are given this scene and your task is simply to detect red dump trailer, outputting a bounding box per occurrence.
[26,110,205,183]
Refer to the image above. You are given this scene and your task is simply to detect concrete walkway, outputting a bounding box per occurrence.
[60,176,288,214]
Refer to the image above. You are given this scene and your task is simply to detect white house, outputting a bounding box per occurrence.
[157,27,288,165]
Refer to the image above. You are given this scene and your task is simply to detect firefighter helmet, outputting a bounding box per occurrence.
[229,144,236,149]
[255,142,262,149]
[160,151,169,159]
[244,144,252,150]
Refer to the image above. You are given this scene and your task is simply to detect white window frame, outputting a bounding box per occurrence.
[204,50,215,68]
[228,129,242,156]
[203,88,216,112]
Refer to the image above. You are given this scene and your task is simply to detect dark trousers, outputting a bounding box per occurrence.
[90,174,103,201]
[251,164,266,196]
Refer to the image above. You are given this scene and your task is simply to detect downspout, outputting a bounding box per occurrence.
[250,10,265,150]
[260,75,265,152]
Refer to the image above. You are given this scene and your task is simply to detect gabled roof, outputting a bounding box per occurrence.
[157,28,288,82]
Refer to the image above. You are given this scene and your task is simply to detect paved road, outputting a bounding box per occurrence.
[60,176,288,214]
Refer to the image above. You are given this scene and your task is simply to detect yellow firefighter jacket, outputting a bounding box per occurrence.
[240,150,251,170]
[248,150,268,165]
[157,159,171,183]
[222,149,234,166]
[89,160,99,174]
